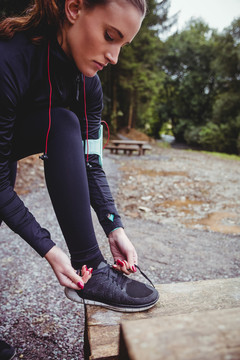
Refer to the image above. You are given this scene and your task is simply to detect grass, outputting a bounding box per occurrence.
[198,150,240,161]
[156,141,171,149]
[157,142,240,160]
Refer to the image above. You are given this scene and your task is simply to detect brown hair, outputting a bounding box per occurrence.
[0,0,146,42]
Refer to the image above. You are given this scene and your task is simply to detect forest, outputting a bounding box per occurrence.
[1,0,240,154]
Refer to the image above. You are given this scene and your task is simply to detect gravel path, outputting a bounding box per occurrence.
[1,146,240,359]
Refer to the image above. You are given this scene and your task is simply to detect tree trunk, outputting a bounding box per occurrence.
[112,79,117,133]
[127,92,133,131]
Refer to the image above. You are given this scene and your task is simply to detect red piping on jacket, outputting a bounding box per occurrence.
[40,41,110,161]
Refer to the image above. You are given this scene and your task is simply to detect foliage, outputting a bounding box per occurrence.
[155,17,240,154]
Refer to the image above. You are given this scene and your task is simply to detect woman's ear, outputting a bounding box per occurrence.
[65,0,83,24]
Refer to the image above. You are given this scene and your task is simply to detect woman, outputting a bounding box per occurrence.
[0,0,159,335]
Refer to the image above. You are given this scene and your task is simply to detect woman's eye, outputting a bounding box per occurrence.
[105,31,114,42]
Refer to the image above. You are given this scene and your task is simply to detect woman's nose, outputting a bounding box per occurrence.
[105,46,120,65]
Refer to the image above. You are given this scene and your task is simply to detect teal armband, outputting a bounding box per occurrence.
[82,125,103,166]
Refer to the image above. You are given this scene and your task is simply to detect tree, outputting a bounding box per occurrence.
[203,18,240,153]
[156,19,216,140]
[99,0,173,133]
[156,17,240,154]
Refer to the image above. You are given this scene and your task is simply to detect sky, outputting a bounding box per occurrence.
[165,0,240,36]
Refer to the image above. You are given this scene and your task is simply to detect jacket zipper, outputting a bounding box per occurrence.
[76,73,81,101]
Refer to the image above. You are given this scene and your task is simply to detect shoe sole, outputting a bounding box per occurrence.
[8,349,16,360]
[65,287,159,313]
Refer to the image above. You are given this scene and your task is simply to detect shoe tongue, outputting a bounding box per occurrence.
[97,261,108,269]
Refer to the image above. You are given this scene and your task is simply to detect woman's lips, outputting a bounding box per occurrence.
[93,61,106,71]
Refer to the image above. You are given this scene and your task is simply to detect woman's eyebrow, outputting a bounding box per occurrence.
[109,26,131,45]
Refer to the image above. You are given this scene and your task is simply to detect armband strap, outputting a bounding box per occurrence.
[82,125,103,166]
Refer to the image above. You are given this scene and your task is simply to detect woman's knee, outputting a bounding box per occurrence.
[51,108,81,135]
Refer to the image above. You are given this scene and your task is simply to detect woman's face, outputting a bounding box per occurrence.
[60,0,143,77]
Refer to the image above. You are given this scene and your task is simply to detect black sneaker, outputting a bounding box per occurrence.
[0,340,16,360]
[65,262,159,312]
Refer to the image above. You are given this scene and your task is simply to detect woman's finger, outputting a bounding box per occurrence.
[82,267,92,283]
[125,260,137,273]
[115,259,131,275]
[80,265,92,282]
[68,269,85,289]
[80,265,88,276]
[57,271,84,290]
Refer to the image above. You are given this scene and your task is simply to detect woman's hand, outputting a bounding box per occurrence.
[45,246,92,290]
[108,228,138,275]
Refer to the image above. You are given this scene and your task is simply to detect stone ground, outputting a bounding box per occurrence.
[0,143,240,359]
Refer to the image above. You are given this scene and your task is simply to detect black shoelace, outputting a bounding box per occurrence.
[110,268,128,289]
[111,264,155,289]
[134,265,155,289]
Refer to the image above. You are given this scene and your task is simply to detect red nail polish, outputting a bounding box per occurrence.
[89,268,93,274]
[77,281,84,290]
[117,259,125,267]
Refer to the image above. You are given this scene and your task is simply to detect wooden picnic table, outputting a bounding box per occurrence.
[111,139,148,156]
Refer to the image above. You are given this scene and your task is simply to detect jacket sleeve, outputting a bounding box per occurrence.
[78,75,124,236]
[0,50,55,257]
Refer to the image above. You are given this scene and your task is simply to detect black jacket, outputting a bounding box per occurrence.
[0,32,123,256]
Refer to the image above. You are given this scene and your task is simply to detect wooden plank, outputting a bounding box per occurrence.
[105,145,139,150]
[111,140,147,145]
[105,144,139,155]
[105,142,151,155]
[85,278,240,360]
[119,308,240,360]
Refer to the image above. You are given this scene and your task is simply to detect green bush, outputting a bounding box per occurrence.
[198,121,239,153]
[184,126,201,146]
[172,119,190,141]
[237,134,240,155]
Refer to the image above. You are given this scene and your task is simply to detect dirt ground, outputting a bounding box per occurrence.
[1,135,240,359]
[116,145,240,235]
[15,132,240,236]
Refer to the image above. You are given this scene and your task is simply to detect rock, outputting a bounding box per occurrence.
[141,195,152,201]
[138,206,151,212]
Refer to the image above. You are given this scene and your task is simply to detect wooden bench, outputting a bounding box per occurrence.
[105,144,139,155]
[105,143,152,156]
[142,144,152,155]
[84,277,240,360]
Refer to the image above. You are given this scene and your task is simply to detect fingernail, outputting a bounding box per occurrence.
[82,265,87,271]
[131,266,136,272]
[89,268,93,274]
[117,259,125,267]
[77,281,84,289]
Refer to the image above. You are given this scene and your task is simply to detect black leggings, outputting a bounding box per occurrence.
[11,108,103,268]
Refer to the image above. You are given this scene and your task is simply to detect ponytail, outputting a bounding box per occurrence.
[0,0,66,42]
